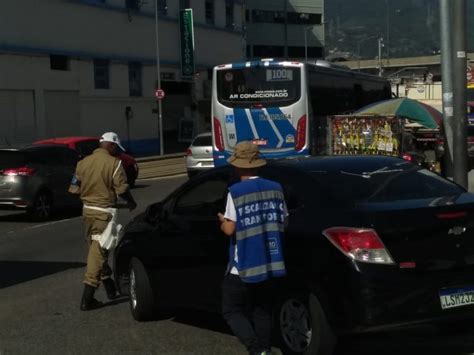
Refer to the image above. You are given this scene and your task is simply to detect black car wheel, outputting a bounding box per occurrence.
[275,292,336,355]
[27,191,53,221]
[128,257,156,321]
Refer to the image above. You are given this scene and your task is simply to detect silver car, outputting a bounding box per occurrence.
[185,133,214,178]
[0,145,80,220]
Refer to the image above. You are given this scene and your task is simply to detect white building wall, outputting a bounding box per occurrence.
[0,0,245,155]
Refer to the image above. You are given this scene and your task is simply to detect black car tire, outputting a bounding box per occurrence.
[187,170,197,179]
[27,191,53,221]
[275,292,336,355]
[128,257,156,321]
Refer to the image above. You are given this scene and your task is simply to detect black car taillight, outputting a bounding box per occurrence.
[323,227,395,265]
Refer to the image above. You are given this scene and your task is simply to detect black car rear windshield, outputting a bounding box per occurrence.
[216,67,301,108]
[310,161,463,204]
[192,135,212,147]
[0,151,27,170]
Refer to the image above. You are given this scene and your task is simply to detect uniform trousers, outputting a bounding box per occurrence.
[222,274,276,353]
[83,213,112,288]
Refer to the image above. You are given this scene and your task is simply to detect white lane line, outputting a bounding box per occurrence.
[25,217,81,230]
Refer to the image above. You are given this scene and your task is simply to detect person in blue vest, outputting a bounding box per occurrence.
[218,141,288,355]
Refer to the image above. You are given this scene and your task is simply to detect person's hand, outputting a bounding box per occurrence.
[128,200,137,211]
[218,213,225,223]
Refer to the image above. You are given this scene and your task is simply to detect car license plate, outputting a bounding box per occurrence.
[439,286,474,310]
[201,161,213,166]
[252,139,268,146]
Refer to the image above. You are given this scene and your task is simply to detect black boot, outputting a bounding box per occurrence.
[102,278,118,300]
[80,284,103,311]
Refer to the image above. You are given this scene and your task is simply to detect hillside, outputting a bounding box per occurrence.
[325,0,474,59]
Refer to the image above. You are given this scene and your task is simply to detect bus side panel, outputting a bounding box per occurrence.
[306,66,391,155]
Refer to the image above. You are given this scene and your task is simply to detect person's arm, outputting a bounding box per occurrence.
[113,160,137,210]
[218,213,236,236]
[218,192,237,236]
[68,163,81,195]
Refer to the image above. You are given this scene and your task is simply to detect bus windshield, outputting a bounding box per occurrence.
[216,67,301,108]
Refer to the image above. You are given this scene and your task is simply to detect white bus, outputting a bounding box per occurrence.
[212,59,392,166]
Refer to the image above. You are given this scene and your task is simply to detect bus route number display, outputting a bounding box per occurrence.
[266,69,293,82]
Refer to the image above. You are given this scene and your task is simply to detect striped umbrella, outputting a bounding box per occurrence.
[354,98,442,129]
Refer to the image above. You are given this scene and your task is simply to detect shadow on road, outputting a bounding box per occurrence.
[0,260,86,288]
[0,208,82,223]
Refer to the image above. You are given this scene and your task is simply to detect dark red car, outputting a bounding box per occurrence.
[34,137,139,187]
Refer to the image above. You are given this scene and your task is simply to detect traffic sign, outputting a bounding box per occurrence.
[155,89,165,100]
[467,65,473,82]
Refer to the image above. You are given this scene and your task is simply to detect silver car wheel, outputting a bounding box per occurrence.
[35,194,51,218]
[129,268,138,309]
[279,298,313,353]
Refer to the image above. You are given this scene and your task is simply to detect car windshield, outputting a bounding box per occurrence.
[192,135,212,147]
[309,161,463,205]
[0,151,27,170]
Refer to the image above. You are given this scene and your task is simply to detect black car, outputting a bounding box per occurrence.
[114,156,474,354]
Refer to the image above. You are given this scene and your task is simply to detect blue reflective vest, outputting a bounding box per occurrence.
[228,178,287,283]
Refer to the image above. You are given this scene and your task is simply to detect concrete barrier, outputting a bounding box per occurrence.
[137,154,187,179]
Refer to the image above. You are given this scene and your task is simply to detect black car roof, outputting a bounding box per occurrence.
[267,155,407,173]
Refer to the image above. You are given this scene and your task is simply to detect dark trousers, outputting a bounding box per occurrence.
[222,274,275,354]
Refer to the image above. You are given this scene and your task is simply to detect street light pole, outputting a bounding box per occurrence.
[378,37,384,76]
[452,0,468,188]
[155,0,164,156]
[440,0,454,178]
[304,25,315,62]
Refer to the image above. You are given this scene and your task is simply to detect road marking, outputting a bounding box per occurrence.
[25,217,81,230]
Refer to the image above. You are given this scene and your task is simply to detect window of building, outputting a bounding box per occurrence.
[157,0,167,16]
[179,0,190,9]
[50,55,69,71]
[94,59,110,89]
[128,62,143,97]
[287,12,322,25]
[125,0,140,10]
[253,45,285,58]
[245,9,250,22]
[252,10,285,24]
[205,0,215,25]
[225,2,234,28]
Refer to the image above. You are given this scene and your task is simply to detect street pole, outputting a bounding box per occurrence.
[386,0,390,61]
[155,0,164,156]
[440,0,454,178]
[452,0,468,188]
[304,27,308,62]
[378,37,383,77]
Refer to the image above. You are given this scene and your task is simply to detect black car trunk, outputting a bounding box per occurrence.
[359,193,474,271]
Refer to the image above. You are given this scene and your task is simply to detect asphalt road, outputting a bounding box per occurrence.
[2,175,474,355]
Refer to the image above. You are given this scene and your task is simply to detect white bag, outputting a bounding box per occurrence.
[84,205,123,250]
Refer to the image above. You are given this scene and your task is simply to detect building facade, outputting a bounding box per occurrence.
[244,0,325,60]
[0,0,245,155]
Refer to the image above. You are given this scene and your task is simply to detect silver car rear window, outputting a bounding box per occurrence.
[0,151,27,170]
[192,136,212,147]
